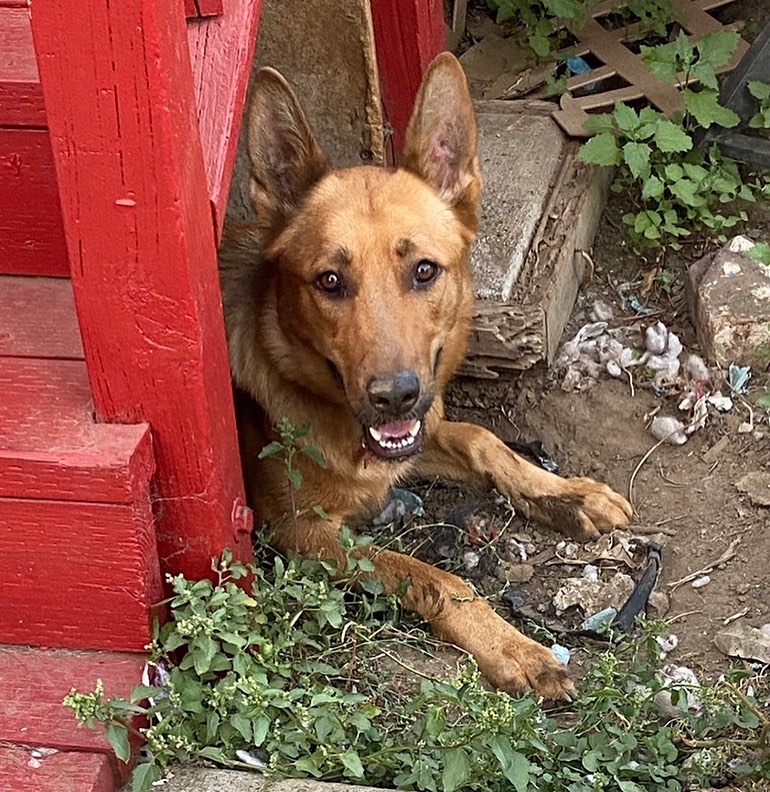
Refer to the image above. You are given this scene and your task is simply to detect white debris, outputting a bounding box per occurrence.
[655,665,702,719]
[583,564,599,583]
[650,415,688,445]
[691,575,711,589]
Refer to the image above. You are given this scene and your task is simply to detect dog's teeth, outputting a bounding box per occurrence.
[409,421,421,437]
[369,427,383,442]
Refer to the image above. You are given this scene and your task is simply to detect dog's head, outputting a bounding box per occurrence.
[246,53,481,461]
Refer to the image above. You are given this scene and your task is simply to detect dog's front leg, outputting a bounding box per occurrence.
[269,516,574,699]
[419,419,633,541]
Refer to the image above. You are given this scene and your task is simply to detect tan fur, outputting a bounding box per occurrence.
[219,54,633,699]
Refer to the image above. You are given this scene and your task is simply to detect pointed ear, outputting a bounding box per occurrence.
[402,53,481,231]
[246,68,330,244]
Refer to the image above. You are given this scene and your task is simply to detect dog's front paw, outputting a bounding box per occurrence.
[528,477,633,541]
[436,601,574,700]
[480,632,575,701]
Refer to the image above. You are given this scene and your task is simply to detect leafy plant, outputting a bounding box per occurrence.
[64,552,770,792]
[485,0,592,57]
[748,80,770,129]
[579,31,768,249]
[63,422,770,791]
[748,241,770,266]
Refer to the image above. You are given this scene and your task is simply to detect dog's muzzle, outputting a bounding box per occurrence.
[361,371,426,460]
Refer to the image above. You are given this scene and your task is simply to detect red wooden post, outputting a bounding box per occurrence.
[370,0,445,160]
[30,0,253,581]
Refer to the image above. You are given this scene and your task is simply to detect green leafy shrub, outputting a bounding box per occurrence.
[578,30,770,250]
[65,550,770,792]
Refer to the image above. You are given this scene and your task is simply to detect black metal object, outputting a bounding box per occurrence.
[699,19,770,168]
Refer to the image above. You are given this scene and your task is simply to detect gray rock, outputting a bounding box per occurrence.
[687,236,770,367]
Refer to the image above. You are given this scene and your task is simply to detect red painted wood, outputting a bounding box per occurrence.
[0,277,82,359]
[0,8,46,127]
[0,359,156,503]
[370,0,445,159]
[184,0,198,17]
[188,0,262,236]
[190,0,225,17]
[0,494,162,650]
[0,748,114,792]
[0,130,68,277]
[0,647,145,755]
[30,0,253,580]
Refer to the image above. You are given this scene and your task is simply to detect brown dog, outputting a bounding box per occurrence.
[218,52,633,699]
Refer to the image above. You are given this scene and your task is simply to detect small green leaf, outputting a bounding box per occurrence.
[622,141,652,178]
[748,242,770,266]
[684,89,740,128]
[131,763,160,792]
[300,444,328,468]
[613,103,638,133]
[286,467,303,489]
[584,113,614,134]
[442,747,471,792]
[695,29,740,73]
[312,505,332,521]
[258,441,283,459]
[340,747,365,778]
[230,712,252,741]
[653,120,693,152]
[579,133,622,166]
[106,722,131,764]
[642,175,664,199]
[748,80,770,101]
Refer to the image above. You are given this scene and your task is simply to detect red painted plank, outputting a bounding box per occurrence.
[0,277,82,359]
[188,0,262,235]
[30,1,253,580]
[0,8,46,127]
[370,0,445,159]
[0,130,68,277]
[0,747,114,792]
[0,647,145,754]
[184,0,197,16]
[189,0,225,17]
[0,495,162,650]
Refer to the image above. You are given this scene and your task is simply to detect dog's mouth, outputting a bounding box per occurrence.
[363,418,424,460]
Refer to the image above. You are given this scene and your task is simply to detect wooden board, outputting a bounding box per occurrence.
[226,0,385,221]
[0,7,45,126]
[188,0,262,235]
[0,276,82,359]
[461,101,610,378]
[31,0,254,582]
[0,646,145,784]
[0,495,162,650]
[0,129,68,277]
[0,747,114,792]
[0,358,156,503]
[550,0,747,136]
[370,0,444,159]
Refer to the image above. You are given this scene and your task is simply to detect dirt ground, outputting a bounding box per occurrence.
[373,0,770,685]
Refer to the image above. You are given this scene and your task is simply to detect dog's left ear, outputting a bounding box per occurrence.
[403,53,481,232]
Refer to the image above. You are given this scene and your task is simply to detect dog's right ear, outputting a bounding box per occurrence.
[246,68,330,244]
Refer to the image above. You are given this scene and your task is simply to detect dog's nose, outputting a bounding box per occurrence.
[367,370,420,414]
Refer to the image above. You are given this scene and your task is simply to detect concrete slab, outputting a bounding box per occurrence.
[137,767,396,792]
[471,102,564,302]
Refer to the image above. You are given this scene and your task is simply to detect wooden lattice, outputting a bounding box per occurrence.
[550,0,749,136]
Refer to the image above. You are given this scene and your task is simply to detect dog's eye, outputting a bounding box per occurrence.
[414,259,441,287]
[315,270,344,295]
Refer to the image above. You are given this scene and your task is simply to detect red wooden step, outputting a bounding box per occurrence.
[0,646,147,790]
[0,7,68,278]
[0,277,163,651]
[0,748,114,792]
